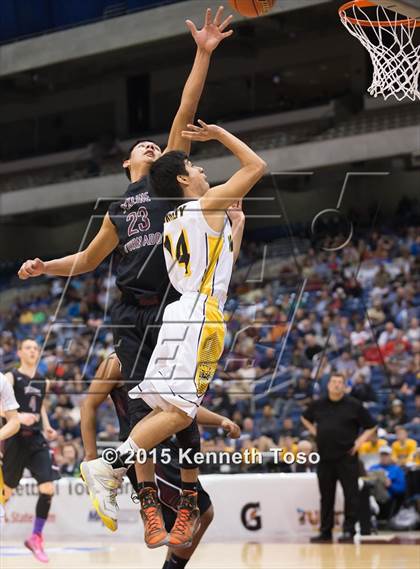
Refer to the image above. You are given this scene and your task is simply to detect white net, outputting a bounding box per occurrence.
[339,1,420,101]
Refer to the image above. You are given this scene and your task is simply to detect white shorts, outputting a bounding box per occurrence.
[129,292,225,418]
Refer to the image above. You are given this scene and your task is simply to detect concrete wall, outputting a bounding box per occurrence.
[1,168,418,260]
[0,0,329,78]
[1,125,419,216]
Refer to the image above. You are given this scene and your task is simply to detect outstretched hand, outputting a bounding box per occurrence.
[186,6,233,54]
[181,120,221,142]
[18,258,46,280]
[44,426,58,442]
[221,417,241,439]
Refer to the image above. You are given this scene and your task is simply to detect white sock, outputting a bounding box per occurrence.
[117,436,140,457]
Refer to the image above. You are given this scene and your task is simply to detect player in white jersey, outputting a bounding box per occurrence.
[0,372,20,513]
[81,122,266,548]
[131,198,234,416]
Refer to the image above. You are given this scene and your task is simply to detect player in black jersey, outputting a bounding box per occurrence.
[18,5,236,550]
[80,353,240,569]
[18,6,233,388]
[2,339,59,563]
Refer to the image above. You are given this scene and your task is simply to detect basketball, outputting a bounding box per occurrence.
[228,0,276,18]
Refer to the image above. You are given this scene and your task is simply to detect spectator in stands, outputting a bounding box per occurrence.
[369,446,406,521]
[386,341,412,389]
[350,373,377,404]
[1,223,418,479]
[404,317,419,343]
[279,417,299,438]
[61,415,81,441]
[373,263,391,286]
[304,334,323,361]
[350,322,370,348]
[335,351,357,382]
[359,429,387,469]
[293,368,313,409]
[98,422,119,442]
[391,426,417,466]
[366,298,386,326]
[256,404,279,441]
[292,440,316,473]
[209,379,232,417]
[378,321,399,347]
[351,355,372,384]
[399,359,418,397]
[277,435,298,472]
[58,442,81,477]
[383,399,408,433]
[239,417,257,446]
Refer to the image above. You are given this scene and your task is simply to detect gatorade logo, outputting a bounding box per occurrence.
[241,502,262,531]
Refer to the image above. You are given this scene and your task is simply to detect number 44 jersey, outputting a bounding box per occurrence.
[163,200,234,308]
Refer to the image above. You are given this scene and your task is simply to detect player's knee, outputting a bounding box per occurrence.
[38,482,54,496]
[170,407,192,430]
[176,421,201,468]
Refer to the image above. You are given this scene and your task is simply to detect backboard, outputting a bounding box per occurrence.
[370,0,420,18]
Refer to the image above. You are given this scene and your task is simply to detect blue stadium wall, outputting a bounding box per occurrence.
[0,0,185,43]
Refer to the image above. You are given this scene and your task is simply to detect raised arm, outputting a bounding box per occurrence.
[80,355,122,460]
[18,213,118,279]
[182,122,266,221]
[227,200,245,264]
[164,7,233,155]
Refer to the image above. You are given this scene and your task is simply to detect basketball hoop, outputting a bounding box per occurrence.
[339,0,420,101]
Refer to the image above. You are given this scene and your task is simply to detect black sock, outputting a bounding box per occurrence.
[167,553,189,569]
[35,493,52,519]
[109,438,139,469]
[182,481,197,493]
[137,481,157,494]
[110,451,132,469]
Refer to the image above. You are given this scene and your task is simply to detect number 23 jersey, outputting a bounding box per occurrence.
[163,200,234,307]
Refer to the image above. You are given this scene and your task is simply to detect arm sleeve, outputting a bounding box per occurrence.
[0,374,19,412]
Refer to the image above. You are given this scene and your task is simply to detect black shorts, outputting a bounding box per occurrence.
[2,431,59,488]
[111,299,163,389]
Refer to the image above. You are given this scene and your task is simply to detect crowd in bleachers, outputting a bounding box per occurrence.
[0,224,419,523]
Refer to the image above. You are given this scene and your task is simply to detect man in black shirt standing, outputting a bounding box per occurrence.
[302,373,376,543]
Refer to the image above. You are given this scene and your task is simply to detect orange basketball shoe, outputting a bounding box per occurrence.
[139,488,168,548]
[168,491,201,548]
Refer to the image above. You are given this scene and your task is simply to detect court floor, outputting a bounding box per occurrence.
[1,540,420,569]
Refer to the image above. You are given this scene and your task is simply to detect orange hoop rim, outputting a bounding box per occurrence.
[339,0,420,27]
